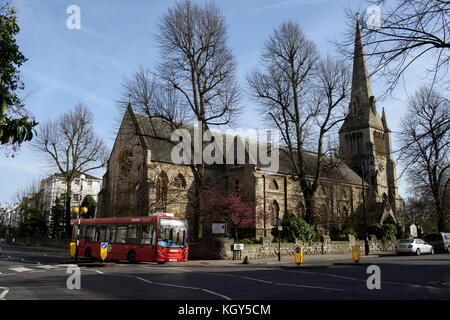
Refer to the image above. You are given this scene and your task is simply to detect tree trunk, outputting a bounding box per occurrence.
[65,184,72,239]
[303,192,316,226]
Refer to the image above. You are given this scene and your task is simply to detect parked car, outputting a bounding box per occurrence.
[396,238,434,256]
[424,233,450,253]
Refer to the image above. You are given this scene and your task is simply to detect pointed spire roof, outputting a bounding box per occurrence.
[340,21,384,132]
[381,107,390,132]
[351,21,373,104]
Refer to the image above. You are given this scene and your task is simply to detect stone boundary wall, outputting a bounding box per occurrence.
[7,237,70,249]
[189,235,397,260]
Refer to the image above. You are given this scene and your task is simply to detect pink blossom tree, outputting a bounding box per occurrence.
[202,190,258,241]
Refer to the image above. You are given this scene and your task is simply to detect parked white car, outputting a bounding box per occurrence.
[396,238,434,256]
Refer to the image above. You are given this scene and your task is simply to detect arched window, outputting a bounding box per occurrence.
[118,148,132,178]
[269,179,279,190]
[156,171,168,208]
[172,173,187,189]
[270,200,280,225]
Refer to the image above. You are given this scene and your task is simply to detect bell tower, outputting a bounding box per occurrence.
[339,22,400,222]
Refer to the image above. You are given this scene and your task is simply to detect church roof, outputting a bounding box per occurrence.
[129,108,365,186]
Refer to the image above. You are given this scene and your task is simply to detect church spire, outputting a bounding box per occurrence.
[381,107,390,132]
[351,21,373,107]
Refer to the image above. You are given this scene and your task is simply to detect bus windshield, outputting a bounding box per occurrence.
[157,218,187,248]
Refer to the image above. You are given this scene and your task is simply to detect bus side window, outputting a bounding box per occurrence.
[79,225,86,240]
[141,224,151,245]
[116,225,128,244]
[151,223,156,245]
[127,224,139,244]
[96,225,106,242]
[85,225,95,243]
[105,224,114,243]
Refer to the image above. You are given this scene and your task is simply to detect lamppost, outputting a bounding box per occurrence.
[71,174,87,262]
[357,134,371,256]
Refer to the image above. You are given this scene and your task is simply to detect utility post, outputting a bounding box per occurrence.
[72,174,87,262]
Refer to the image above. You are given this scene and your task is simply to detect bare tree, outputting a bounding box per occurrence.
[247,21,351,226]
[398,86,450,231]
[120,0,240,239]
[338,1,450,95]
[32,103,109,237]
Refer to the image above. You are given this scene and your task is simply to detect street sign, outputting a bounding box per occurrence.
[100,242,108,261]
[69,242,76,257]
[294,245,303,265]
[352,245,360,263]
[212,222,226,235]
[233,243,244,251]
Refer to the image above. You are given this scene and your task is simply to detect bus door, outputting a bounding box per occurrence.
[137,223,155,261]
[114,224,129,259]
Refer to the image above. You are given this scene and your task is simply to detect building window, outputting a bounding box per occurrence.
[87,180,93,187]
[374,131,385,155]
[269,179,279,190]
[72,194,79,202]
[74,179,80,186]
[156,171,168,209]
[172,173,187,189]
[118,148,132,178]
[270,200,280,225]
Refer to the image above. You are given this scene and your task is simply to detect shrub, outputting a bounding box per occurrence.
[272,217,315,243]
[333,231,359,241]
[368,223,397,240]
[235,238,262,244]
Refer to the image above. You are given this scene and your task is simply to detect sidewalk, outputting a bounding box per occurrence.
[185,252,395,267]
[2,243,395,267]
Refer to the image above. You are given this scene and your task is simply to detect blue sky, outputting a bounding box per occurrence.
[0,0,425,206]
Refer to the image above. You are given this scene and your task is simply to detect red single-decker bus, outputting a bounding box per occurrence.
[71,213,188,263]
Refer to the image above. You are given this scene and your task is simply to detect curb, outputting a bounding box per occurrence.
[76,262,116,268]
[333,262,372,266]
[280,265,329,269]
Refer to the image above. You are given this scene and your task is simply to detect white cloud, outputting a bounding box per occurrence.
[23,68,115,111]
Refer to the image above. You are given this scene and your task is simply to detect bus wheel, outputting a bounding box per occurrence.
[84,247,92,260]
[127,250,137,264]
[157,261,165,265]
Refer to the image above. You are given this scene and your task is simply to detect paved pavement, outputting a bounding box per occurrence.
[1,243,390,266]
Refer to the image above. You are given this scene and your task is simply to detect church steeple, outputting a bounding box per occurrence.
[351,21,373,107]
[340,21,384,132]
[381,107,390,132]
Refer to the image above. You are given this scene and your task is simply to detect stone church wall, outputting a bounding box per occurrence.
[188,235,397,260]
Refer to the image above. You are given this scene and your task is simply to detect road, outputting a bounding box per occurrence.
[1,244,449,301]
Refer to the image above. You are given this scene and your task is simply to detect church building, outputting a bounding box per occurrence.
[97,23,403,239]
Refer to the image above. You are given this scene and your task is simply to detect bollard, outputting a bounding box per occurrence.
[294,245,303,265]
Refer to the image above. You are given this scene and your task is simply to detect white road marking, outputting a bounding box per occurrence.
[179,268,346,293]
[154,282,200,290]
[280,269,357,281]
[240,276,272,284]
[30,270,46,273]
[201,288,232,300]
[0,287,9,300]
[95,271,232,300]
[275,282,346,292]
[35,265,58,270]
[9,267,33,273]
